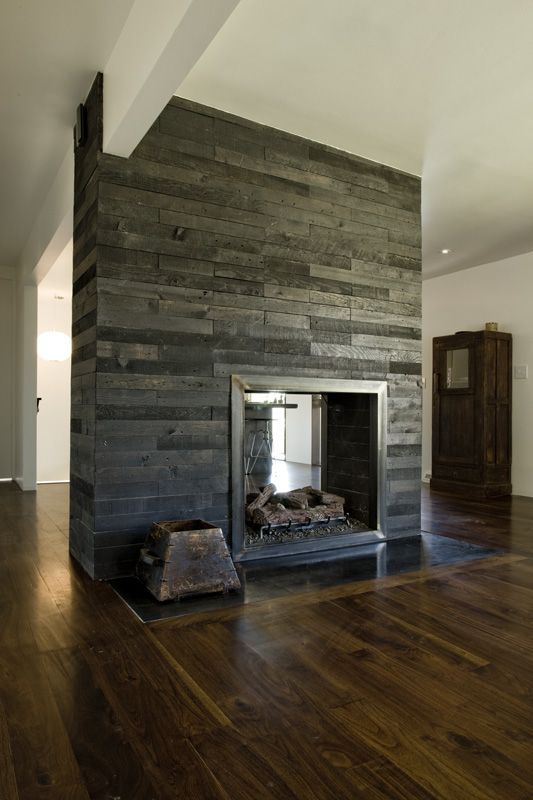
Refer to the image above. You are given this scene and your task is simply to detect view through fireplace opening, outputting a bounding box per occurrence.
[244,390,377,548]
[232,376,387,561]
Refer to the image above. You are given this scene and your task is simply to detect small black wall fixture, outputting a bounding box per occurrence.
[74,103,87,148]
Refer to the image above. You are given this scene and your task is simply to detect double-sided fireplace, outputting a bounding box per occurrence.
[231,375,388,561]
[69,80,422,580]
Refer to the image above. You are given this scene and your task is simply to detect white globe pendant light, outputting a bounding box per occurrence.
[37,331,72,362]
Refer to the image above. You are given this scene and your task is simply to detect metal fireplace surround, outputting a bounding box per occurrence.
[231,374,388,562]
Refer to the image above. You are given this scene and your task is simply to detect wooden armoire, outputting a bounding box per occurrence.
[431,330,512,497]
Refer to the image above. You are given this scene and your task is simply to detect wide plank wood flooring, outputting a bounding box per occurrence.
[0,481,532,799]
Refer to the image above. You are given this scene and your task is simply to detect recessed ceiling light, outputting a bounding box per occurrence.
[441,248,451,255]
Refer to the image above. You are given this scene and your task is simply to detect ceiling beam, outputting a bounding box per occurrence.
[103,0,241,157]
[17,150,73,283]
[18,0,240,282]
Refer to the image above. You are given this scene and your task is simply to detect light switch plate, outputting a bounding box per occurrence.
[514,365,528,380]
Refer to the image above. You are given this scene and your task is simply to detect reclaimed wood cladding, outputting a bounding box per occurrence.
[70,78,422,579]
[70,74,102,576]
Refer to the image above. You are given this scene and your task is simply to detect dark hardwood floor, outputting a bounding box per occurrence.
[1,481,532,799]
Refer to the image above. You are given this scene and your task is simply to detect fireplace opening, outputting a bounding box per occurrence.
[242,388,378,550]
[232,376,387,561]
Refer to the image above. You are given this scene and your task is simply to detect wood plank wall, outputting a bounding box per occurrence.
[70,76,422,579]
[325,393,374,526]
[70,74,102,575]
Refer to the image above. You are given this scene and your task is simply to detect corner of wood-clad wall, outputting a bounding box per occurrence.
[70,87,422,579]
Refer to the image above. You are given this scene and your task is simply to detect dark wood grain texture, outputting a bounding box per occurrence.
[3,481,533,798]
[0,697,19,800]
[431,330,512,497]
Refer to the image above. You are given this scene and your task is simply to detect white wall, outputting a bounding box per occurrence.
[285,394,313,464]
[422,250,533,497]
[36,247,72,483]
[0,274,14,478]
[14,281,37,489]
[11,154,72,492]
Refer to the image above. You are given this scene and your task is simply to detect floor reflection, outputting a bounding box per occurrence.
[111,533,502,623]
[245,459,321,494]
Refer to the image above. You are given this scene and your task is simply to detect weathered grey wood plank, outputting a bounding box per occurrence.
[71,82,421,579]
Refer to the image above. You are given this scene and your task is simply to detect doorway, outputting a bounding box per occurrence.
[36,243,72,484]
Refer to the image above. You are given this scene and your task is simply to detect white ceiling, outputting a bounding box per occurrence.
[0,0,135,267]
[3,0,533,279]
[178,0,533,278]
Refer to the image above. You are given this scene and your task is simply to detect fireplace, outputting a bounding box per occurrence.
[231,375,388,560]
[70,78,422,579]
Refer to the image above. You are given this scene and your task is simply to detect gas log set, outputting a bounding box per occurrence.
[246,483,347,542]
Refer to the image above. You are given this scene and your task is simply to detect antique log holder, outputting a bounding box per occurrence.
[137,518,241,602]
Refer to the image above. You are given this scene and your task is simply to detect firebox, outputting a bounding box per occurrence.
[231,375,389,561]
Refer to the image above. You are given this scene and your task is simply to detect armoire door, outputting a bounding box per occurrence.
[432,338,482,481]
